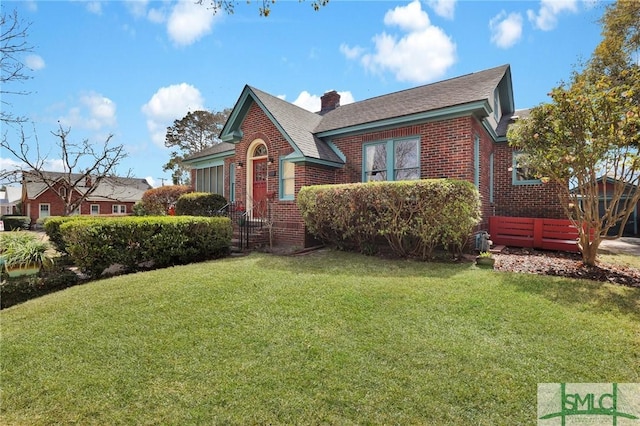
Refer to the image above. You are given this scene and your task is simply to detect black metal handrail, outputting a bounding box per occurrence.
[220,201,266,250]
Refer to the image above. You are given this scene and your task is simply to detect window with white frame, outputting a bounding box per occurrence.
[229,163,236,202]
[91,204,100,215]
[280,160,295,200]
[112,205,126,214]
[195,165,224,195]
[363,138,420,182]
[512,152,541,185]
[39,203,50,219]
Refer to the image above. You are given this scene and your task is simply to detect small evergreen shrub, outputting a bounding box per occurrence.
[297,179,481,259]
[1,215,31,230]
[60,216,232,278]
[175,192,227,216]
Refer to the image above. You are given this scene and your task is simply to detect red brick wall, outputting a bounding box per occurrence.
[234,103,307,247]
[202,101,567,247]
[492,142,565,218]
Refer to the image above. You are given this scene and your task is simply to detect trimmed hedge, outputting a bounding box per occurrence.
[175,192,227,216]
[43,216,107,254]
[59,216,232,278]
[1,216,31,231]
[297,179,481,259]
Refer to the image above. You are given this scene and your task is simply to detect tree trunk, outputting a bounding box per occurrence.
[578,233,600,267]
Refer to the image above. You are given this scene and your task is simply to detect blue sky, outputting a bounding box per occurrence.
[2,0,607,187]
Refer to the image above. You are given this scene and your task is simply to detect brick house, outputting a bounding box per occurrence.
[184,64,565,248]
[22,171,152,225]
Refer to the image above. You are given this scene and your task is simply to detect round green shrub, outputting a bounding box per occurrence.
[175,192,227,216]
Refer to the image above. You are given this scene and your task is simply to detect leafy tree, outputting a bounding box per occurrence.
[1,125,129,216]
[508,1,640,266]
[137,185,192,216]
[196,0,329,17]
[163,109,231,185]
[1,8,33,125]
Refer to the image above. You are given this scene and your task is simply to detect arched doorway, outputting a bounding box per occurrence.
[247,141,268,218]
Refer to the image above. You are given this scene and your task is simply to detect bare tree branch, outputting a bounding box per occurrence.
[1,8,33,125]
[1,124,130,216]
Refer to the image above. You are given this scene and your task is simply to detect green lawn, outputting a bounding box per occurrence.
[1,251,638,425]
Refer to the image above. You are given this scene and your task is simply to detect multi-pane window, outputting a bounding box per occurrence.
[364,138,420,182]
[195,165,224,195]
[112,205,126,214]
[229,163,236,202]
[91,204,100,215]
[280,160,295,200]
[512,152,541,185]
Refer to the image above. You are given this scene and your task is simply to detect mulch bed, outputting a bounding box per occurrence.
[493,247,640,287]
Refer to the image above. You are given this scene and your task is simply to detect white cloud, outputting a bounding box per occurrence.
[58,92,117,131]
[25,54,45,71]
[43,159,66,173]
[427,0,456,20]
[527,0,578,31]
[147,7,166,24]
[292,90,355,113]
[145,176,158,188]
[0,157,24,174]
[489,11,523,49]
[346,0,456,84]
[125,0,150,18]
[167,0,220,46]
[141,83,205,147]
[86,1,103,15]
[292,91,319,112]
[339,43,365,60]
[25,1,38,12]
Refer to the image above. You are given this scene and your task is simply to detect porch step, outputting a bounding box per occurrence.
[490,244,506,254]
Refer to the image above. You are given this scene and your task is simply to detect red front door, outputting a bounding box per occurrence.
[253,158,267,218]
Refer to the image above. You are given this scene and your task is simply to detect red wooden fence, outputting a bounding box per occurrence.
[488,216,580,253]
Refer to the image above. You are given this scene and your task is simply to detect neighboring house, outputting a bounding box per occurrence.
[21,171,152,225]
[0,186,22,215]
[592,176,638,237]
[184,64,565,248]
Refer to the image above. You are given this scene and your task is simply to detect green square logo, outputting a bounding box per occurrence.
[538,383,640,425]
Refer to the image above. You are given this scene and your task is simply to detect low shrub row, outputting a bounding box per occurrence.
[1,216,30,231]
[297,179,481,259]
[43,216,102,254]
[57,216,232,278]
[1,264,79,309]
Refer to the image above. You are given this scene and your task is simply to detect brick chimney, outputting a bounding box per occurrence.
[320,90,340,114]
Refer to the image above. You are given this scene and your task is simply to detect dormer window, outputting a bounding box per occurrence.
[493,88,501,121]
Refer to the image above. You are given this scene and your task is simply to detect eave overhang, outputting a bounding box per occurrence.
[315,100,493,139]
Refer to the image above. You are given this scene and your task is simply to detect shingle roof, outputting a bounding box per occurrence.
[314,64,510,133]
[23,171,152,202]
[215,64,512,164]
[249,87,344,163]
[185,142,235,161]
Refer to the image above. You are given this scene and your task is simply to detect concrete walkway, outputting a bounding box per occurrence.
[598,237,640,256]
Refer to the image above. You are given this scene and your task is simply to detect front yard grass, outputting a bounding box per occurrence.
[1,250,638,425]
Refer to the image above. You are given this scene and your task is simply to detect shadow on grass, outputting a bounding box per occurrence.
[247,249,475,281]
[499,272,640,321]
